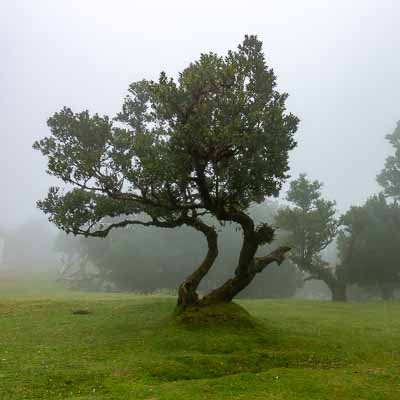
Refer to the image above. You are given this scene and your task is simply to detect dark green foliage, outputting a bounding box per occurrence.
[338,194,400,299]
[275,175,345,300]
[34,35,298,237]
[377,121,400,199]
[34,35,299,304]
[275,174,338,273]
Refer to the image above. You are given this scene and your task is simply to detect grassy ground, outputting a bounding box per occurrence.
[0,276,399,399]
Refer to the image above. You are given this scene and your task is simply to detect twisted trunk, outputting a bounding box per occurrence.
[201,244,291,304]
[177,219,218,307]
[188,165,290,305]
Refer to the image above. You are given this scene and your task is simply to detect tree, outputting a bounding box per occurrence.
[2,219,57,272]
[275,174,347,301]
[53,233,99,289]
[56,201,300,298]
[338,194,400,299]
[34,35,299,307]
[377,121,400,199]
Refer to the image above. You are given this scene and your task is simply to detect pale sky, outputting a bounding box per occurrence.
[1,0,399,228]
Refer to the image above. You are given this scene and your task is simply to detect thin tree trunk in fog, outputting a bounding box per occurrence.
[329,282,347,302]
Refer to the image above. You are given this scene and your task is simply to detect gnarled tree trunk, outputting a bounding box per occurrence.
[177,219,218,307]
[180,167,291,306]
[306,267,347,302]
[200,245,291,305]
[179,204,291,305]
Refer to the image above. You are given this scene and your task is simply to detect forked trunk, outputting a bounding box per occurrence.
[177,206,289,307]
[200,272,255,304]
[200,233,257,304]
[200,245,291,305]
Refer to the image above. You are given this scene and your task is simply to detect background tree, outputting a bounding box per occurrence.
[338,194,400,300]
[275,174,346,301]
[53,233,106,289]
[55,201,300,298]
[377,121,400,199]
[34,35,299,307]
[2,219,57,272]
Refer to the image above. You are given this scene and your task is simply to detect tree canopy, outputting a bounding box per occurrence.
[377,121,400,199]
[34,35,299,306]
[275,174,346,301]
[338,194,400,299]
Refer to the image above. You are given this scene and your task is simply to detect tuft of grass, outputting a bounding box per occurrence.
[0,278,400,399]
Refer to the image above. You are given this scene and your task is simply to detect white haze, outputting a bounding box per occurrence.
[1,0,400,229]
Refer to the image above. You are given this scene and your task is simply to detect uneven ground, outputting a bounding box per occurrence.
[0,276,399,399]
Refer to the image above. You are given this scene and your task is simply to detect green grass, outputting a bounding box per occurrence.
[0,277,399,399]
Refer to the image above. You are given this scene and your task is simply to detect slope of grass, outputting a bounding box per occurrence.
[0,277,399,399]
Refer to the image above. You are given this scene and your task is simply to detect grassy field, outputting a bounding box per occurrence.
[0,276,399,399]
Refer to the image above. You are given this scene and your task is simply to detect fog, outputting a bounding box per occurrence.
[1,0,399,229]
[1,1,400,288]
[1,5,400,393]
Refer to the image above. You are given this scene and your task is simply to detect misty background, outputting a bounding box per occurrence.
[0,1,399,295]
[2,0,400,227]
